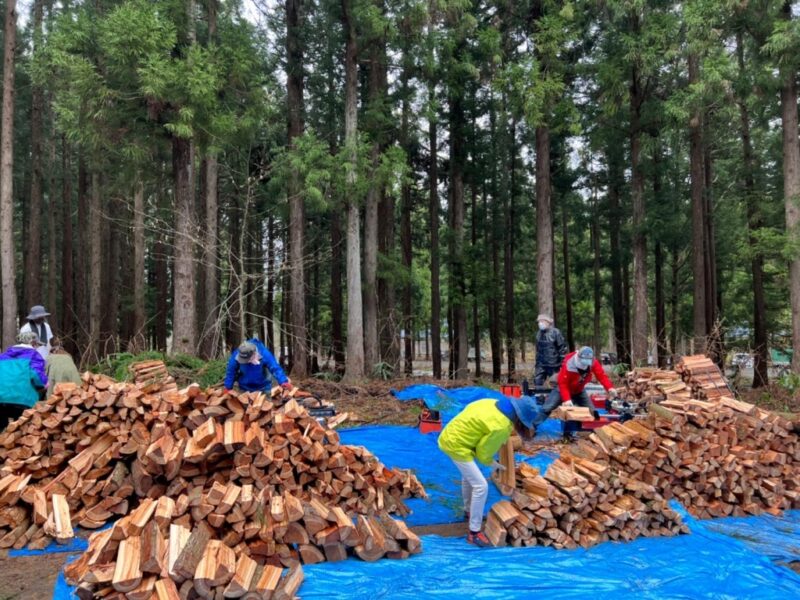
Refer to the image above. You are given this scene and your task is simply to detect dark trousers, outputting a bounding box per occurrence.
[532,389,592,427]
[0,404,26,432]
[534,366,559,386]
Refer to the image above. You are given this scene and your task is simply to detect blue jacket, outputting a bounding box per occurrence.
[224,339,288,392]
[0,345,47,408]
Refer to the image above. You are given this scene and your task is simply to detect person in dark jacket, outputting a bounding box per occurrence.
[224,339,292,393]
[534,313,568,385]
[532,346,618,429]
[0,332,48,430]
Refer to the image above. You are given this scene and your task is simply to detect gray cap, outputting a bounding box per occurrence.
[577,346,594,362]
[537,314,553,324]
[26,305,50,321]
[236,341,257,364]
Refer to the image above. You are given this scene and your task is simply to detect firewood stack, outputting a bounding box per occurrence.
[675,354,731,400]
[483,456,688,550]
[130,360,178,394]
[622,368,689,403]
[627,399,800,517]
[0,362,425,598]
[487,371,800,548]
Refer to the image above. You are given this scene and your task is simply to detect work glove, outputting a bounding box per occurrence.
[491,460,506,473]
[281,380,293,391]
[608,388,619,399]
[223,388,231,394]
[562,400,574,407]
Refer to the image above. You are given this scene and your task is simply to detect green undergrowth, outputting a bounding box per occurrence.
[90,351,227,388]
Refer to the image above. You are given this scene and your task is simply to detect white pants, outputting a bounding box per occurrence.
[452,459,488,532]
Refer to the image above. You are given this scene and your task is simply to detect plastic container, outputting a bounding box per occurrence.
[419,409,442,434]
[500,384,522,398]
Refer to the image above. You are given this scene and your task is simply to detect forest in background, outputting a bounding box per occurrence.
[0,0,799,387]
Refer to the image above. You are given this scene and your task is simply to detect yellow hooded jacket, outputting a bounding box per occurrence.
[438,399,513,465]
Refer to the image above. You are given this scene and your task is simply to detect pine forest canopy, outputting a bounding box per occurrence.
[0,0,798,388]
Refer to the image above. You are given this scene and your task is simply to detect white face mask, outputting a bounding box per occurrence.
[538,321,548,331]
[578,358,592,369]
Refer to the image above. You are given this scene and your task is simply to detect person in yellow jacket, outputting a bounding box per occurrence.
[438,394,538,547]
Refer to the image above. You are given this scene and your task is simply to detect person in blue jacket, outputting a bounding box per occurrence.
[0,331,48,431]
[224,339,292,393]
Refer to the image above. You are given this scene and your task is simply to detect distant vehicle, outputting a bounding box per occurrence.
[468,348,487,362]
[731,353,753,369]
[600,352,617,365]
[440,349,486,362]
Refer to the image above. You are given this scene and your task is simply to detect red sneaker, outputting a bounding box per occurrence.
[467,531,492,548]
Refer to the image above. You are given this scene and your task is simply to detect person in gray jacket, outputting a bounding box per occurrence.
[534,313,568,386]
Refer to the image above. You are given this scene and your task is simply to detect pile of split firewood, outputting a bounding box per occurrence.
[486,355,800,548]
[623,354,732,404]
[0,362,424,599]
[485,452,688,549]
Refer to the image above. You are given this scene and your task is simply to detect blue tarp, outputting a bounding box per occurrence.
[298,505,800,599]
[391,384,563,440]
[338,425,557,527]
[704,510,800,565]
[8,535,88,557]
[52,508,800,600]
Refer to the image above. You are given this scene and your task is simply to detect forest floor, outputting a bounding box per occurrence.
[0,550,69,600]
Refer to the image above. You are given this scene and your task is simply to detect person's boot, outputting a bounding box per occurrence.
[467,531,492,548]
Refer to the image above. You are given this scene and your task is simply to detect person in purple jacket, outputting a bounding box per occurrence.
[0,331,48,430]
[224,338,292,394]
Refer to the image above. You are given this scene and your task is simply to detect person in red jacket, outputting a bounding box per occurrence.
[531,346,618,429]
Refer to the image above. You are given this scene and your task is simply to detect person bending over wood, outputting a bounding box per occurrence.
[45,337,82,397]
[0,331,48,430]
[224,339,293,393]
[438,395,537,547]
[534,313,568,386]
[531,346,618,431]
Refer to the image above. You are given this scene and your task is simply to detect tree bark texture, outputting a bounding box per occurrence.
[401,66,414,376]
[737,33,768,387]
[342,0,365,381]
[75,158,89,349]
[781,2,800,374]
[60,136,75,355]
[606,138,628,364]
[0,0,17,347]
[25,0,44,315]
[131,180,146,352]
[561,205,574,350]
[630,65,648,366]
[504,122,516,379]
[429,87,442,380]
[47,119,57,333]
[689,53,708,353]
[536,126,554,322]
[449,91,469,380]
[363,65,381,372]
[287,0,307,377]
[88,173,103,362]
[171,135,197,354]
[199,156,219,357]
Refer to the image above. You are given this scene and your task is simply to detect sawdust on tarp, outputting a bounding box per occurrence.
[296,377,468,426]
